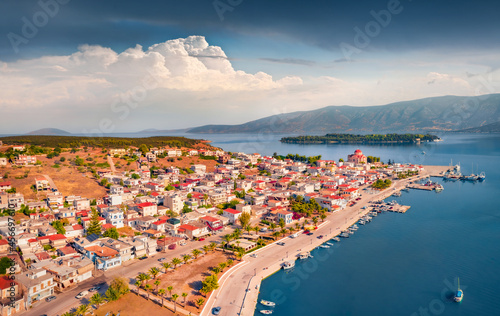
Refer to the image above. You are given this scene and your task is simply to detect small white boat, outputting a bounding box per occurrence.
[260,300,276,307]
[260,310,273,314]
[299,252,311,259]
[340,232,350,238]
[454,278,463,303]
[319,244,330,248]
[282,261,295,270]
[326,242,334,246]
[332,237,340,242]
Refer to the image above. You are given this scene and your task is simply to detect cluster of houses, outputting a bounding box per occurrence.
[0,147,424,315]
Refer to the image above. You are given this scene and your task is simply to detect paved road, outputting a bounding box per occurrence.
[22,231,227,316]
[42,174,58,191]
[202,167,447,316]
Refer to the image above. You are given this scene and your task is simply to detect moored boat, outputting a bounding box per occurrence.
[260,300,276,307]
[260,310,273,314]
[319,244,330,248]
[332,237,340,242]
[282,261,295,270]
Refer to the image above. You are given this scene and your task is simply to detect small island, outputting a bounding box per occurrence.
[280,133,440,144]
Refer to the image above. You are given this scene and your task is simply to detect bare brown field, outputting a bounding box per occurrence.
[94,292,179,316]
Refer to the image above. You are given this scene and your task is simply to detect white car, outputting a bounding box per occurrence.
[75,290,89,299]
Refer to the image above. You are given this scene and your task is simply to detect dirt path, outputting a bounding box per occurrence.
[107,155,116,174]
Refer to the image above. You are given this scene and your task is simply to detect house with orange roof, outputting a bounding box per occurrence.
[177,223,209,239]
[222,208,242,224]
[84,245,121,270]
[0,275,24,315]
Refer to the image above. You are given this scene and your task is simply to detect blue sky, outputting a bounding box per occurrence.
[1,0,499,133]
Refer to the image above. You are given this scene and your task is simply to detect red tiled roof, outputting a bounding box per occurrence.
[201,215,220,222]
[0,182,11,186]
[84,245,118,257]
[102,223,115,230]
[48,234,67,241]
[35,252,51,261]
[0,276,17,289]
[224,208,241,215]
[137,202,155,208]
[58,246,77,255]
[0,240,8,246]
[178,224,201,231]
[72,224,84,230]
[152,219,167,225]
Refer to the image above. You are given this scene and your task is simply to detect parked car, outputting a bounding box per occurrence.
[307,232,314,236]
[45,295,56,302]
[198,238,206,241]
[168,244,177,250]
[277,242,285,246]
[212,306,222,315]
[75,291,89,299]
[138,256,147,260]
[89,285,101,291]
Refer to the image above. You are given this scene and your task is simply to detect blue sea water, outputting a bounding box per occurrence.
[199,133,500,316]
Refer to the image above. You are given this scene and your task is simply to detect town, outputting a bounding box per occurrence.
[0,140,429,316]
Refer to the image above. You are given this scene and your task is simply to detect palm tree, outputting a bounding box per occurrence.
[233,228,242,239]
[62,312,75,316]
[171,257,182,268]
[279,218,285,231]
[212,267,221,275]
[161,262,171,273]
[182,292,188,306]
[269,222,277,232]
[134,280,142,295]
[295,222,300,230]
[202,245,210,254]
[253,226,260,236]
[209,242,217,252]
[182,254,191,264]
[222,234,232,245]
[192,248,202,259]
[90,293,104,309]
[227,259,233,267]
[158,288,166,306]
[272,231,280,240]
[138,273,150,287]
[219,262,227,271]
[167,285,173,298]
[76,304,89,316]
[149,267,160,279]
[221,241,227,252]
[154,279,161,292]
[312,216,319,226]
[236,248,245,261]
[172,293,179,313]
[144,284,152,300]
[195,298,205,309]
[245,225,252,235]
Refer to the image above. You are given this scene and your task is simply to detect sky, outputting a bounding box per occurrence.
[1,0,500,134]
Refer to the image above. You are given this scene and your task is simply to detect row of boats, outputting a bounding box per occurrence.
[444,162,486,182]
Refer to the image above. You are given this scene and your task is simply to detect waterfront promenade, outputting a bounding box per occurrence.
[201,165,449,316]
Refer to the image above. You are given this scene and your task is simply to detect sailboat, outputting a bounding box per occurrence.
[454,277,463,302]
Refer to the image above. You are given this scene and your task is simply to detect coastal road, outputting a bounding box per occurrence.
[202,166,449,316]
[22,231,228,316]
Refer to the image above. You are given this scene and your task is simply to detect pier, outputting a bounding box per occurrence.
[407,184,435,191]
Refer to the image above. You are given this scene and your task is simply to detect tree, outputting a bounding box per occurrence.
[238,211,251,228]
[105,277,129,301]
[227,259,233,267]
[52,220,66,235]
[172,293,179,313]
[90,293,104,309]
[218,262,227,271]
[196,298,205,309]
[144,284,152,300]
[201,274,219,296]
[76,304,89,316]
[103,227,119,239]
[209,242,217,252]
[154,279,161,292]
[182,292,188,306]
[139,144,149,155]
[138,273,150,287]
[192,248,202,259]
[182,254,191,264]
[131,173,140,179]
[149,267,160,279]
[167,286,173,297]
[320,213,327,222]
[269,223,277,232]
[279,218,285,230]
[161,262,171,273]
[272,231,280,241]
[86,208,102,236]
[158,288,166,305]
[171,257,181,268]
[202,245,210,254]
[212,267,221,275]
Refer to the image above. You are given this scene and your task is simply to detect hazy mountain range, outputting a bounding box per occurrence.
[23,94,500,136]
[187,94,500,134]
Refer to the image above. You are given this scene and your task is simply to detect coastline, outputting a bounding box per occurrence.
[201,165,450,316]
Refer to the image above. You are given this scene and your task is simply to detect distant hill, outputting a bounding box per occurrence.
[26,128,72,136]
[455,121,500,133]
[187,94,500,134]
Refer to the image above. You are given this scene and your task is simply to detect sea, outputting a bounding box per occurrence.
[190,132,500,316]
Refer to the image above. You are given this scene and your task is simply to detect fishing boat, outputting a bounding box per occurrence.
[454,278,463,302]
[392,191,402,197]
[326,242,334,246]
[332,237,340,242]
[319,244,330,249]
[299,252,311,259]
[260,300,276,307]
[478,172,486,181]
[260,310,273,314]
[435,184,444,192]
[340,231,350,238]
[282,261,295,270]
[358,220,366,225]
